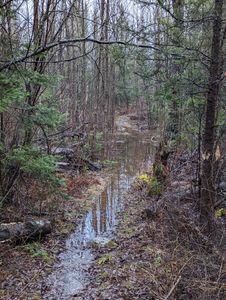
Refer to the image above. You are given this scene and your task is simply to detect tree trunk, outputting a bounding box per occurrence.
[168,0,184,140]
[201,0,224,229]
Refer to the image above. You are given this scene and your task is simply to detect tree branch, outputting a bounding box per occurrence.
[0,37,159,71]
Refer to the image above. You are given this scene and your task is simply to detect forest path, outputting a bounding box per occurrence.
[42,114,155,299]
[115,114,137,132]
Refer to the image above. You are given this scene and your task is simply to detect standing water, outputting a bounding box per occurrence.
[43,131,155,299]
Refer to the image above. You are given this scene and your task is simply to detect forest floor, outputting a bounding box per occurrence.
[1,111,226,300]
[81,153,226,300]
[0,110,150,300]
[0,170,110,300]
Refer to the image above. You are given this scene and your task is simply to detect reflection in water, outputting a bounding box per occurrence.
[43,133,154,299]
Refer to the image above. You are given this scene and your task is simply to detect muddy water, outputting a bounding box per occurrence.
[43,132,155,300]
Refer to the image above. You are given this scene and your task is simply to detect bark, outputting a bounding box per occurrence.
[0,113,4,145]
[0,219,51,242]
[168,0,184,139]
[0,39,159,72]
[33,0,39,46]
[201,0,224,228]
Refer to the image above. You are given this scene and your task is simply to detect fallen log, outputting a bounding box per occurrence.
[81,158,102,171]
[56,161,100,172]
[0,219,51,242]
[56,162,74,171]
[52,147,74,158]
[56,162,84,172]
[51,147,102,171]
[61,130,86,139]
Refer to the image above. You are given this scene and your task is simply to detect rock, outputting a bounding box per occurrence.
[218,181,226,190]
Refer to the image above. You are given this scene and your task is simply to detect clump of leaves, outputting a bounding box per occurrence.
[137,173,151,185]
[99,271,109,279]
[60,223,75,236]
[215,208,226,218]
[153,255,162,268]
[123,211,130,223]
[153,162,164,179]
[0,72,27,112]
[33,295,42,300]
[89,241,100,250]
[97,254,113,265]
[148,176,162,196]
[32,104,65,129]
[19,242,53,263]
[95,142,103,153]
[137,174,162,196]
[106,240,118,249]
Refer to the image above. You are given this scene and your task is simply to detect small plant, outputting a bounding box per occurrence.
[153,163,164,178]
[106,240,118,249]
[33,295,42,300]
[60,223,74,236]
[103,160,117,167]
[137,174,162,196]
[95,142,103,153]
[123,211,130,223]
[95,132,103,153]
[148,176,162,196]
[165,266,172,273]
[137,173,151,185]
[99,271,109,279]
[6,146,66,195]
[84,143,91,152]
[95,131,103,142]
[19,242,53,263]
[153,255,162,267]
[97,254,113,265]
[215,208,226,218]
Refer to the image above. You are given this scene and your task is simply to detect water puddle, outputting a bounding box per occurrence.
[43,132,155,299]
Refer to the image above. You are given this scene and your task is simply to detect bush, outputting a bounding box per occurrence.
[6,146,65,190]
[137,174,162,196]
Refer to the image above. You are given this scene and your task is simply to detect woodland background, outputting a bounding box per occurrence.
[0,0,226,232]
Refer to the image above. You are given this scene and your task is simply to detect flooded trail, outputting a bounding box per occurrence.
[43,130,155,300]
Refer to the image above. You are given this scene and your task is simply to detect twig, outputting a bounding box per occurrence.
[164,275,181,300]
